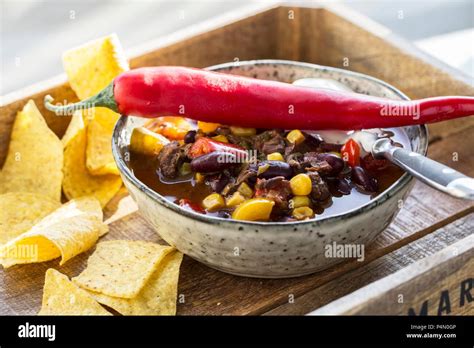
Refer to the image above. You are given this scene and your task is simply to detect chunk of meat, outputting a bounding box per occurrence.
[157,141,187,179]
[253,130,287,155]
[307,172,331,202]
[235,163,257,186]
[303,152,333,175]
[254,176,292,211]
[225,134,253,149]
[286,152,304,173]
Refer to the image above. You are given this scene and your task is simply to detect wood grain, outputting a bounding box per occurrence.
[265,214,473,315]
[311,226,474,315]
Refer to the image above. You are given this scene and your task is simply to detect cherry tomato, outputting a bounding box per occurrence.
[178,198,205,214]
[145,116,194,140]
[188,137,247,159]
[341,138,361,167]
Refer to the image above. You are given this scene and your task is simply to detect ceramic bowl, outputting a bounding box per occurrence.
[112,60,428,278]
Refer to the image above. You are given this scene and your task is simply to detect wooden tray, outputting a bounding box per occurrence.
[1,3,473,315]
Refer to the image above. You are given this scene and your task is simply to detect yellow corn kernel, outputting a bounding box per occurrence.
[226,192,246,208]
[290,174,312,196]
[267,152,284,161]
[198,121,220,133]
[286,130,305,144]
[232,198,275,221]
[202,193,225,211]
[212,135,229,143]
[289,195,311,209]
[292,207,314,220]
[237,182,253,198]
[194,172,205,184]
[230,126,257,137]
[130,126,170,156]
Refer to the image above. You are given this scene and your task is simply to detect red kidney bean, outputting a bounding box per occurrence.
[316,153,345,176]
[303,132,323,148]
[207,173,230,193]
[351,166,378,193]
[257,161,293,179]
[184,130,197,144]
[336,178,351,195]
[190,151,238,173]
[361,154,390,171]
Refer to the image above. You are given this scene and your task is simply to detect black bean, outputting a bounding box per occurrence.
[303,132,323,148]
[257,161,293,179]
[378,130,395,138]
[190,151,238,173]
[316,153,345,176]
[216,211,231,218]
[183,130,197,144]
[207,174,230,193]
[351,166,378,193]
[337,178,351,195]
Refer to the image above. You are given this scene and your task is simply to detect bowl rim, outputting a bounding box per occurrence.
[112,59,429,227]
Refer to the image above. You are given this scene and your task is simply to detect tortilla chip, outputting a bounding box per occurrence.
[86,108,120,175]
[63,34,128,175]
[0,197,107,268]
[73,240,174,298]
[62,33,128,99]
[0,192,61,245]
[62,112,122,207]
[61,111,84,147]
[0,100,63,201]
[39,269,111,315]
[89,251,183,315]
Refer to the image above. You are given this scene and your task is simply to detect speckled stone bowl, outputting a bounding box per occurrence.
[112,60,428,278]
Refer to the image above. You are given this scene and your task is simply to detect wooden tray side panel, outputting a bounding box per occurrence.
[130,10,278,69]
[311,233,474,315]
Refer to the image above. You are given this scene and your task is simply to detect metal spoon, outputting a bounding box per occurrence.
[293,78,474,200]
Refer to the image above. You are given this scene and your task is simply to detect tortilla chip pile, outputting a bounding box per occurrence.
[1,34,184,316]
[62,33,127,205]
[0,98,108,267]
[39,241,183,316]
[0,35,127,267]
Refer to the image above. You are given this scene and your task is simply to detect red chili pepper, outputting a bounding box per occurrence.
[44,66,474,130]
[341,139,360,167]
[178,198,205,214]
[188,137,247,159]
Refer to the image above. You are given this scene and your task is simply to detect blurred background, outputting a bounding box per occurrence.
[1,0,473,94]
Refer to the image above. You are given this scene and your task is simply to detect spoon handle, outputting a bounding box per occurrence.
[372,138,474,200]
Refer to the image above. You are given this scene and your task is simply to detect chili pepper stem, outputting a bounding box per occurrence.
[44,82,117,115]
